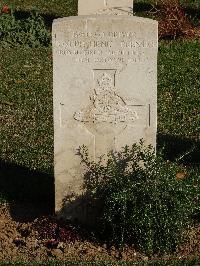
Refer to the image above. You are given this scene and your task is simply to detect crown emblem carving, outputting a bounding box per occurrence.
[97,73,113,89]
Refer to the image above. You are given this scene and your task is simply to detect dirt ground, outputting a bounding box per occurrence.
[0,203,199,264]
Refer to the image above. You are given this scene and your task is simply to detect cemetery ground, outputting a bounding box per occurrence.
[0,0,200,265]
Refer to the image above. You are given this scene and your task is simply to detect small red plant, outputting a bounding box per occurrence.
[2,4,10,14]
[34,216,83,243]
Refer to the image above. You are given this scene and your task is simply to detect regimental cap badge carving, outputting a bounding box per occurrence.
[74,70,139,125]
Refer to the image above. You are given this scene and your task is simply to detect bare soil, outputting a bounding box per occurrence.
[0,203,199,264]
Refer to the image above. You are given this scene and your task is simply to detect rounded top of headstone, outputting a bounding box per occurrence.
[53,15,158,25]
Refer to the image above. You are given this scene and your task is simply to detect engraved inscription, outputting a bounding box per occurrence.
[57,49,149,64]
[72,31,137,39]
[55,39,157,49]
[74,70,138,124]
[54,30,157,64]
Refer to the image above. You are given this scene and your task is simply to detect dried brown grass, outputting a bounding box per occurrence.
[155,0,200,39]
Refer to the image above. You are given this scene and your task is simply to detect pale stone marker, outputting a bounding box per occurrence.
[78,0,133,15]
[53,15,158,222]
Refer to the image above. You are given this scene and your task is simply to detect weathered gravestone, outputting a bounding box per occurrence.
[78,0,133,15]
[53,8,158,223]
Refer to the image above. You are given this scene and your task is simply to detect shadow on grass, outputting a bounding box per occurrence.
[158,134,200,223]
[14,10,59,28]
[0,135,199,222]
[0,160,54,222]
[134,2,154,13]
[157,134,200,166]
[185,6,200,25]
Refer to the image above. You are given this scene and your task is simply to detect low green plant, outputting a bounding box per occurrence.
[78,141,199,255]
[0,6,51,47]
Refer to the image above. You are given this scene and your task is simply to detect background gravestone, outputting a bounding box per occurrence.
[53,15,158,222]
[78,0,133,15]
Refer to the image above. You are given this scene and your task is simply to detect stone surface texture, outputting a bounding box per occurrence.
[78,0,133,15]
[53,16,158,222]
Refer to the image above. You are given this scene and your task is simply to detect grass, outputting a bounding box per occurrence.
[0,0,199,228]
[1,0,199,24]
[0,46,54,203]
[0,1,199,265]
[0,0,200,206]
[0,46,53,172]
[0,40,199,204]
[1,41,199,163]
[157,40,200,166]
[158,41,200,141]
[1,0,78,17]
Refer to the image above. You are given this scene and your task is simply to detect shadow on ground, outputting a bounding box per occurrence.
[0,160,54,222]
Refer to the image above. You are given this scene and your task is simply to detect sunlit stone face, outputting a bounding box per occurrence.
[53,15,158,222]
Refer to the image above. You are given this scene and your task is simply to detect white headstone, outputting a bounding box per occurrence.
[78,0,133,15]
[53,15,158,222]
